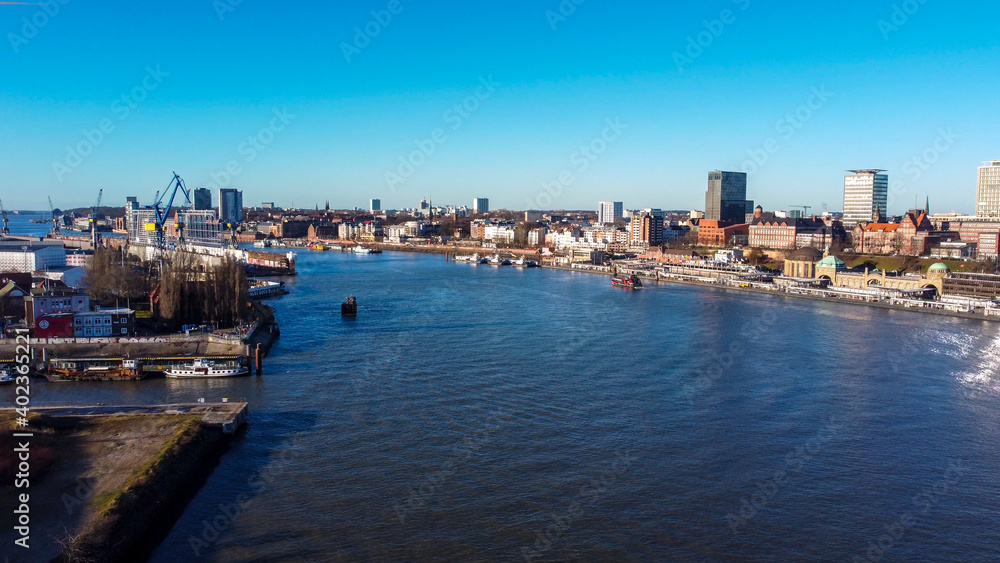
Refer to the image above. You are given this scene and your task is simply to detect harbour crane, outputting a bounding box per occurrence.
[48,196,61,234]
[0,199,10,236]
[147,172,192,260]
[90,188,103,248]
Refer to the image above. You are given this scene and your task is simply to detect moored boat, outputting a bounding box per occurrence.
[164,359,248,379]
[0,367,14,384]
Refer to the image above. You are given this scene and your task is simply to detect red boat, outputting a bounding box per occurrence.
[612,275,642,289]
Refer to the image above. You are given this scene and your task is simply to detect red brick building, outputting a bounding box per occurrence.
[697,220,748,247]
[852,211,944,255]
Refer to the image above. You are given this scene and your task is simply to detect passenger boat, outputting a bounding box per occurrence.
[612,274,643,289]
[353,246,382,254]
[342,296,358,317]
[0,367,14,384]
[164,359,249,379]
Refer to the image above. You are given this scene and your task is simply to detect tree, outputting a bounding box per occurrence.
[84,247,150,304]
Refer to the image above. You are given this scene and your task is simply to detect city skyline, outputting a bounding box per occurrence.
[2,1,999,213]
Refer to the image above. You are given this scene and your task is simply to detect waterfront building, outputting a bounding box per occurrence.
[193,188,212,211]
[219,188,244,226]
[843,170,889,228]
[748,207,839,250]
[698,220,748,247]
[628,210,664,248]
[174,210,223,244]
[943,268,1000,299]
[528,227,548,247]
[783,247,823,278]
[371,199,382,213]
[815,256,948,295]
[0,242,66,272]
[598,201,624,225]
[484,223,516,244]
[977,232,1000,260]
[473,198,490,215]
[25,286,90,326]
[705,171,750,222]
[976,160,1000,218]
[73,308,136,337]
[851,210,944,255]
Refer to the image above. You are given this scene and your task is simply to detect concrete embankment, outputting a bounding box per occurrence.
[0,404,247,562]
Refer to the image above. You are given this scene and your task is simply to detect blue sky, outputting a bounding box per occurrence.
[2,0,998,214]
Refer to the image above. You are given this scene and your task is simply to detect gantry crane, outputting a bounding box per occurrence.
[48,196,61,234]
[90,189,103,248]
[146,173,192,263]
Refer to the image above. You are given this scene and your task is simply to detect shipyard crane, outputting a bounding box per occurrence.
[0,199,10,236]
[89,189,103,248]
[147,173,193,261]
[48,196,61,234]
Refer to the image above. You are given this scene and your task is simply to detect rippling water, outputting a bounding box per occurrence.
[15,251,1000,561]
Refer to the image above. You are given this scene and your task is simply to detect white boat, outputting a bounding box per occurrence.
[353,245,381,254]
[164,359,249,379]
[0,367,14,384]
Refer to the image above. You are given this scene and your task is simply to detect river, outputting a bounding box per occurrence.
[8,241,1000,561]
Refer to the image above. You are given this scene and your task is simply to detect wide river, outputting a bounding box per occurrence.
[15,243,1000,561]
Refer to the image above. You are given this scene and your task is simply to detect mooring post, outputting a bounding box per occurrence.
[255,343,263,375]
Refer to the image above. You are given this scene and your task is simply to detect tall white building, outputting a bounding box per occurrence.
[598,201,623,225]
[976,160,1000,218]
[843,170,889,228]
[218,188,244,226]
[473,198,490,214]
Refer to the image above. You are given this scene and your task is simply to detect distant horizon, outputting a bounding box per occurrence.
[3,1,998,214]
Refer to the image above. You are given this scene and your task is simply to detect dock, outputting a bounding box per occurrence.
[14,402,250,433]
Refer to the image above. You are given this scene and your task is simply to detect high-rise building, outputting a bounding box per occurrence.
[629,209,664,247]
[218,188,244,226]
[976,160,1000,218]
[705,171,749,222]
[598,201,624,225]
[843,170,888,228]
[125,196,139,234]
[474,198,490,214]
[193,188,212,211]
[370,198,382,213]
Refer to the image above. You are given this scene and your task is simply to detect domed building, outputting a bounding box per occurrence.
[783,247,823,278]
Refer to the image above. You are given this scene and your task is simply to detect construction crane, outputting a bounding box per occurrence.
[147,173,192,260]
[0,199,10,236]
[89,189,103,248]
[48,196,61,234]
[789,205,812,217]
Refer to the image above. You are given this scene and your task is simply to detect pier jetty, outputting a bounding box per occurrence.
[0,403,248,562]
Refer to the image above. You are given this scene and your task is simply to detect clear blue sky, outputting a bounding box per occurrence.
[2,0,998,214]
